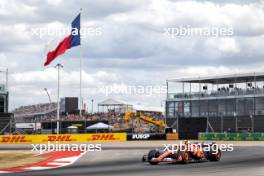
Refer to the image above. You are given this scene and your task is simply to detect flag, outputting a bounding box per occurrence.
[44,14,81,66]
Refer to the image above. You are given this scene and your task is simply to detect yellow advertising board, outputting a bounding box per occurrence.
[0,133,127,144]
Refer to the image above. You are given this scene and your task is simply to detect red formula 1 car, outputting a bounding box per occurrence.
[142,141,221,165]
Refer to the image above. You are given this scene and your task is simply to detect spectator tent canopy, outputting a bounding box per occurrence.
[86,122,113,132]
[97,98,133,113]
[86,122,113,130]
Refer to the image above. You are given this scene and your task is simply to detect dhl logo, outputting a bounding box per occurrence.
[88,134,119,141]
[47,135,74,142]
[0,136,31,143]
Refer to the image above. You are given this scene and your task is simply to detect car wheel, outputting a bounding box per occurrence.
[206,149,221,161]
[148,150,160,165]
[181,152,190,164]
[142,155,147,162]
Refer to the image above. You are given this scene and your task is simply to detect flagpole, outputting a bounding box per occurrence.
[79,8,83,118]
[55,63,63,134]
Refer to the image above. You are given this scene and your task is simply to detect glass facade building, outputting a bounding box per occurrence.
[166,73,264,133]
[166,73,264,119]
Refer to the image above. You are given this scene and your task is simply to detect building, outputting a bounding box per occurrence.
[0,81,12,134]
[166,72,264,139]
[60,97,79,114]
[0,84,8,113]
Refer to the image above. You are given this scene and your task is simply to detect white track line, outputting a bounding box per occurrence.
[0,171,10,173]
[23,167,54,170]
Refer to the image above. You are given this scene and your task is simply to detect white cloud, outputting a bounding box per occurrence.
[47,0,63,6]
[0,0,35,16]
[8,68,121,108]
[108,0,264,36]
[10,68,119,87]
[206,37,240,54]
[0,0,263,110]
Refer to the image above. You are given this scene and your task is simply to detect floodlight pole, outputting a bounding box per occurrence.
[79,8,83,118]
[5,68,8,92]
[235,113,238,132]
[250,115,254,132]
[44,88,52,103]
[91,99,94,113]
[79,44,83,117]
[221,116,223,133]
[55,63,63,134]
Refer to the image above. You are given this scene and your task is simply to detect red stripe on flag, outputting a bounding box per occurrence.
[44,35,71,66]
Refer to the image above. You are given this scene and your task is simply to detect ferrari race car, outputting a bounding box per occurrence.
[142,141,221,165]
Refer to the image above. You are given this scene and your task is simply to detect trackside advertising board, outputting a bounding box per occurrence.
[127,133,167,140]
[126,133,179,140]
[199,132,264,141]
[0,133,127,144]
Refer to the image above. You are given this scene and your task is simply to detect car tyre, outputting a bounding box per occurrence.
[206,149,221,162]
[181,152,190,164]
[148,150,160,165]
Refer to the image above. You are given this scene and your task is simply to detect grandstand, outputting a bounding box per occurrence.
[13,98,165,134]
[13,102,57,122]
[166,72,264,139]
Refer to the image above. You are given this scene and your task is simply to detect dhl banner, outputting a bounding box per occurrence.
[0,133,127,144]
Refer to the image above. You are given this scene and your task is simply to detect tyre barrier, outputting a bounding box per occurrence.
[199,132,264,141]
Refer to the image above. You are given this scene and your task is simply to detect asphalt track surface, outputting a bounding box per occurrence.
[1,143,264,176]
